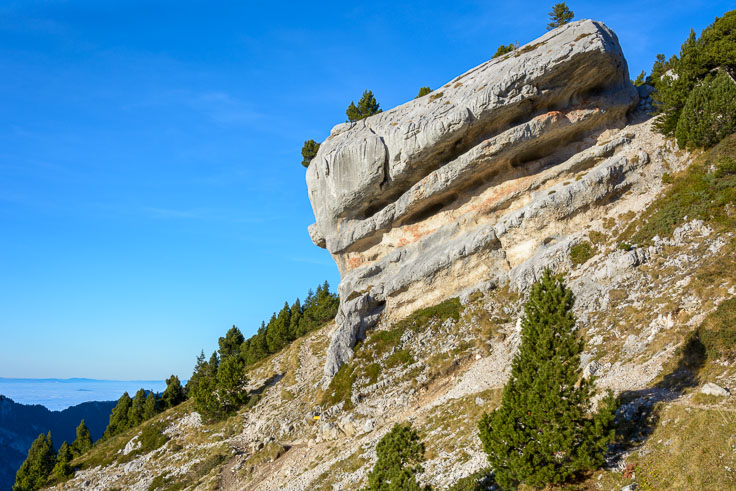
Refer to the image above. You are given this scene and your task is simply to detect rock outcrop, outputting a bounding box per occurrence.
[307,19,641,378]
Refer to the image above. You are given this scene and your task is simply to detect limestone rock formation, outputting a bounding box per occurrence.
[307,19,640,377]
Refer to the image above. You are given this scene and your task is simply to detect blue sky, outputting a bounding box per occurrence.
[1,1,732,380]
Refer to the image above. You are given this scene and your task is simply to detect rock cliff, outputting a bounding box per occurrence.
[306,20,640,377]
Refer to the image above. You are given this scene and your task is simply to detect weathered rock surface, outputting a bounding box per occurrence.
[308,20,641,377]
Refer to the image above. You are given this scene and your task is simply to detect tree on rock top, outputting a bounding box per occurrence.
[477,270,615,489]
[547,3,574,30]
[366,422,428,490]
[346,90,382,123]
[301,139,320,168]
[415,87,432,98]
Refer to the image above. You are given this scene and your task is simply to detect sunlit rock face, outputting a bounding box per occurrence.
[306,19,640,378]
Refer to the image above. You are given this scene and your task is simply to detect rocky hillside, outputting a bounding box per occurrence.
[50,19,736,491]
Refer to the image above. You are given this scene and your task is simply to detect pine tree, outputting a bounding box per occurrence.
[218,325,245,360]
[216,355,249,413]
[366,423,426,490]
[161,375,186,409]
[103,392,132,438]
[493,43,515,59]
[415,87,432,98]
[13,432,55,491]
[143,392,157,420]
[478,270,615,489]
[128,388,147,426]
[346,90,382,122]
[675,71,736,148]
[71,420,92,456]
[547,3,574,30]
[52,441,73,481]
[301,139,321,168]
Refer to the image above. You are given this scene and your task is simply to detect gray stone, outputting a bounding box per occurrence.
[701,382,731,397]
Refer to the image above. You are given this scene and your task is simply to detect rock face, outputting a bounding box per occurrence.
[306,20,640,378]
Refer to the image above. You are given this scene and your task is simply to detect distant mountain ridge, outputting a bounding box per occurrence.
[0,395,116,490]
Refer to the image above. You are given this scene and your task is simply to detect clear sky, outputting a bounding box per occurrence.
[1,1,732,380]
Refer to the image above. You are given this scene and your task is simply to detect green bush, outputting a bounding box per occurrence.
[492,44,515,59]
[366,423,426,490]
[415,87,432,98]
[301,139,320,168]
[675,71,736,149]
[346,90,382,122]
[569,241,595,266]
[652,11,736,139]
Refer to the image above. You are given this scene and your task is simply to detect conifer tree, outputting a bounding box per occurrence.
[346,90,382,122]
[493,43,515,59]
[218,326,245,360]
[52,441,73,481]
[547,3,574,30]
[366,423,426,490]
[13,432,55,491]
[103,392,132,438]
[675,71,736,148]
[415,87,432,98]
[71,420,92,456]
[477,270,615,489]
[301,139,320,168]
[143,392,157,420]
[161,375,186,409]
[128,388,147,426]
[216,355,249,413]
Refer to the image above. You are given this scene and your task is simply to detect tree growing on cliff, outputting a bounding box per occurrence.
[675,71,736,148]
[13,432,55,491]
[301,139,320,168]
[103,392,132,439]
[346,90,382,122]
[493,43,515,59]
[52,442,73,481]
[366,423,427,490]
[161,374,187,409]
[477,270,615,489]
[547,3,574,30]
[415,86,432,98]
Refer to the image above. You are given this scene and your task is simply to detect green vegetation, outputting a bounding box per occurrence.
[366,423,427,490]
[649,11,736,146]
[569,241,595,266]
[189,282,338,420]
[346,90,382,122]
[546,3,574,30]
[301,139,320,168]
[415,87,432,98]
[492,44,515,59]
[322,297,461,409]
[621,134,736,244]
[240,281,339,365]
[687,297,736,361]
[13,432,55,491]
[52,442,73,481]
[71,420,92,456]
[675,71,736,149]
[477,271,615,489]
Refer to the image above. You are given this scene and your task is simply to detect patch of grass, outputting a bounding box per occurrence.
[618,241,633,251]
[574,32,593,41]
[393,297,462,332]
[621,134,736,244]
[119,422,170,463]
[321,363,357,409]
[626,404,736,490]
[365,363,381,384]
[690,297,736,360]
[429,92,444,101]
[588,230,607,245]
[514,42,544,57]
[570,241,596,266]
[449,469,494,490]
[385,349,414,368]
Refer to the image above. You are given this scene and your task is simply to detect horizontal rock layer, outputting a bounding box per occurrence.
[306,20,641,378]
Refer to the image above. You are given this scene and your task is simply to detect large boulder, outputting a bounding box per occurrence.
[307,20,641,379]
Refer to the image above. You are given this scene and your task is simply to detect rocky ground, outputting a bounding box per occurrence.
[53,115,736,490]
